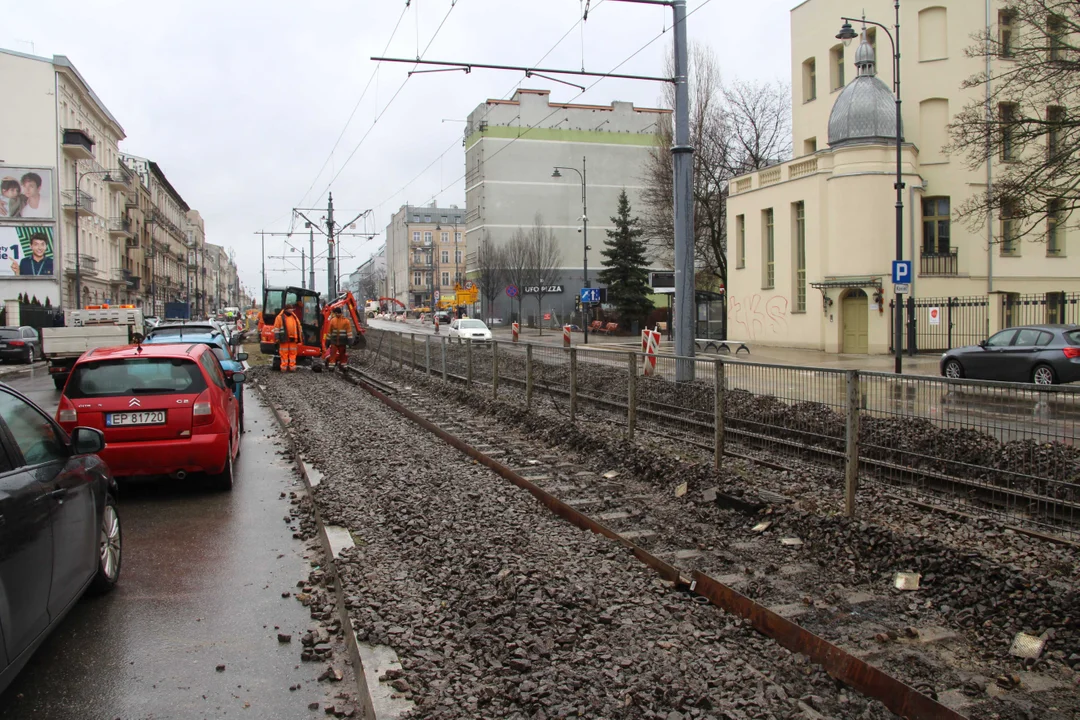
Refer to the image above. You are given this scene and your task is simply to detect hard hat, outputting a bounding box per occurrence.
[332,306,343,313]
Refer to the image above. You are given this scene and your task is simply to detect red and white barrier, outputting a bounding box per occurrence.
[563,324,572,348]
[512,322,520,342]
[641,328,661,376]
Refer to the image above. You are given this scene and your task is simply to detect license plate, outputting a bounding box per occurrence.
[107,411,166,427]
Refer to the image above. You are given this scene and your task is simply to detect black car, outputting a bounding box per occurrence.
[940,324,1080,385]
[0,383,119,694]
[0,326,41,364]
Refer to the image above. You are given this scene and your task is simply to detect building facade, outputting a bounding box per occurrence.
[385,204,466,309]
[727,0,1080,354]
[464,88,669,323]
[348,243,387,301]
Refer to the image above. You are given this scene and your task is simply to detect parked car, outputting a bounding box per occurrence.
[0,382,118,695]
[449,318,493,343]
[434,309,452,325]
[940,324,1080,385]
[56,343,244,490]
[0,326,41,364]
[142,331,248,431]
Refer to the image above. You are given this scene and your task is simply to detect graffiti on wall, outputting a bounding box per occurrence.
[729,294,789,339]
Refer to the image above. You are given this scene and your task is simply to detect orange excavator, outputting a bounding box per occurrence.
[260,286,365,371]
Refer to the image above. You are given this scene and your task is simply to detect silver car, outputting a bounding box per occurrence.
[940,324,1080,385]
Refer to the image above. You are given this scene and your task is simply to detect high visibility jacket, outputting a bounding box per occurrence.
[325,315,353,344]
[273,311,302,343]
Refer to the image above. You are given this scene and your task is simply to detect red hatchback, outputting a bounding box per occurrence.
[55,343,244,490]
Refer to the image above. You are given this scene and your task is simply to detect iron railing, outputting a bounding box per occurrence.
[1003,291,1080,327]
[919,249,958,276]
[890,295,990,353]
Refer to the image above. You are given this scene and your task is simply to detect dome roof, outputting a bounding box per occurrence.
[827,31,901,147]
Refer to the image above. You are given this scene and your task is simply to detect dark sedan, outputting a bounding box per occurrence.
[0,326,41,364]
[940,324,1080,385]
[0,383,119,694]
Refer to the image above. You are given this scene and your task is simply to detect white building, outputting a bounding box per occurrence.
[464,89,670,322]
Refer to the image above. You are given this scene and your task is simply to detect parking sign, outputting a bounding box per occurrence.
[891,260,911,285]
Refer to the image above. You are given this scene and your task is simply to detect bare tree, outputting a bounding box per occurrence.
[474,231,505,321]
[946,0,1080,246]
[358,266,386,301]
[523,215,562,336]
[641,45,791,290]
[503,227,531,324]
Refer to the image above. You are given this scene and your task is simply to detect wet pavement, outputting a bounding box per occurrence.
[0,371,342,719]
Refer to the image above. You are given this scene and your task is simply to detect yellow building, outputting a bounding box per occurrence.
[727,0,1079,354]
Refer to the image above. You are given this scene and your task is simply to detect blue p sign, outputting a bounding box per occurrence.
[892,260,911,284]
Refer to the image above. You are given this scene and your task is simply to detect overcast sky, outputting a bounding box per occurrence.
[7,0,793,297]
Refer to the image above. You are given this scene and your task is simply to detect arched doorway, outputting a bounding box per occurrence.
[841,289,869,353]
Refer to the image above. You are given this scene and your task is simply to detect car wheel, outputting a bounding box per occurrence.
[26,346,34,364]
[90,495,121,594]
[53,374,66,390]
[1032,364,1057,385]
[943,359,964,379]
[212,443,234,492]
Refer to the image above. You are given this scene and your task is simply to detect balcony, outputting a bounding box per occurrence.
[108,268,126,286]
[108,217,134,238]
[107,165,133,190]
[123,270,140,290]
[920,248,958,276]
[62,189,95,216]
[64,254,99,277]
[62,129,95,160]
[125,237,140,249]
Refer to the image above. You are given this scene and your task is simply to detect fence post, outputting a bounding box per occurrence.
[410,333,416,371]
[569,348,577,423]
[714,359,725,469]
[947,297,954,350]
[440,336,447,381]
[492,340,499,400]
[526,343,534,410]
[466,339,473,386]
[627,351,637,440]
[425,336,432,375]
[844,369,861,518]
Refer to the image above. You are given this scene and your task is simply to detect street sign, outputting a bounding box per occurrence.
[580,288,600,304]
[891,260,912,285]
[433,290,441,301]
[464,280,475,290]
[893,283,910,294]
[506,284,519,298]
[928,306,941,325]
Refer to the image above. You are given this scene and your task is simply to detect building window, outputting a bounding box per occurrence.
[412,231,420,243]
[762,208,775,289]
[455,249,462,263]
[1049,14,1066,61]
[412,215,420,222]
[1001,199,1019,255]
[830,45,844,90]
[423,231,433,244]
[454,232,462,242]
[424,216,431,223]
[802,58,816,102]
[1000,103,1018,161]
[413,252,422,264]
[922,197,951,254]
[793,202,806,313]
[918,7,948,61]
[441,231,449,242]
[413,271,422,285]
[999,10,1015,57]
[1048,199,1065,255]
[1047,106,1065,161]
[919,98,949,163]
[441,250,449,263]
[735,214,746,269]
[442,272,450,286]
[803,137,817,155]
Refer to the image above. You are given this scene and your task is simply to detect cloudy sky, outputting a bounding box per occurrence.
[7,0,794,297]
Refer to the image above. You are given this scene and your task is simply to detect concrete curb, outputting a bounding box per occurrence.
[256,383,378,720]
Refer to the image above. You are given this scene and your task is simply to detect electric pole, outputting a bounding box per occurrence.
[309,227,315,292]
[327,193,336,298]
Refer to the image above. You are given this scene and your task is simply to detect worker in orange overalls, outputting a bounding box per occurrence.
[273,305,303,372]
[324,306,353,370]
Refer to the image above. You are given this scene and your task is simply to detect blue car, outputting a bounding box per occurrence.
[142,327,248,431]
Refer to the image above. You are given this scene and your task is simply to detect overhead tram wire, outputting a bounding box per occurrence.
[403,0,715,209]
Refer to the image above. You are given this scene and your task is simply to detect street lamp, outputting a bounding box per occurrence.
[72,161,117,308]
[837,3,904,373]
[552,157,590,344]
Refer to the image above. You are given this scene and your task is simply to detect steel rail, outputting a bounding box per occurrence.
[337,365,968,720]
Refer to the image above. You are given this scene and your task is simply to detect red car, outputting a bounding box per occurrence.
[56,343,244,490]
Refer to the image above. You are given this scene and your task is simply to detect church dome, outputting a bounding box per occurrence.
[827,30,901,146]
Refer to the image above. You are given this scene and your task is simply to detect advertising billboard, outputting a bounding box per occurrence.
[0,167,55,221]
[0,225,56,277]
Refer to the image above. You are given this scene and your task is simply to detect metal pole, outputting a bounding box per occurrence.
[893,0,904,375]
[714,359,725,469]
[844,370,860,517]
[627,351,637,440]
[525,343,534,410]
[327,193,336,298]
[569,347,577,423]
[672,0,696,382]
[261,231,266,294]
[74,164,82,308]
[301,249,306,290]
[466,339,473,386]
[582,157,589,345]
[309,228,316,292]
[492,340,499,399]
[410,333,416,371]
[425,335,432,375]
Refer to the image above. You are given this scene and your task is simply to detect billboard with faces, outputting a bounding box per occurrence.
[0,167,54,221]
[0,225,56,277]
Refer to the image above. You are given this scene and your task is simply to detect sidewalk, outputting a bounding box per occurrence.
[367,319,944,377]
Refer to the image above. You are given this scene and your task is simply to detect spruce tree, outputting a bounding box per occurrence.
[597,190,653,329]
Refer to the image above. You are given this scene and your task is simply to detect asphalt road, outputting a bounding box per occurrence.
[0,370,343,719]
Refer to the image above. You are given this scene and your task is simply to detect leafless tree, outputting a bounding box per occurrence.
[641,45,791,288]
[474,231,505,321]
[358,266,386,301]
[503,227,531,323]
[946,0,1080,246]
[523,215,562,335]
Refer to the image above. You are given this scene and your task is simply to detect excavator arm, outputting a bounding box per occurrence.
[321,291,367,352]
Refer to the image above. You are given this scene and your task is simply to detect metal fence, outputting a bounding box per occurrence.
[1003,291,1080,328]
[889,295,989,353]
[361,327,1080,539]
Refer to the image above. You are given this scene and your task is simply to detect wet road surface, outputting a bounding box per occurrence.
[0,371,341,719]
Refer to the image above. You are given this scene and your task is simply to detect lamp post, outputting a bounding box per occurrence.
[72,162,116,309]
[552,156,589,344]
[837,2,903,373]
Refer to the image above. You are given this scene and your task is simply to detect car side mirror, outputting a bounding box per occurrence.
[978,339,988,348]
[231,372,247,384]
[71,426,105,455]
[236,352,249,361]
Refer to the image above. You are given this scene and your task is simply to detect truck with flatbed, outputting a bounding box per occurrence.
[42,308,145,389]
